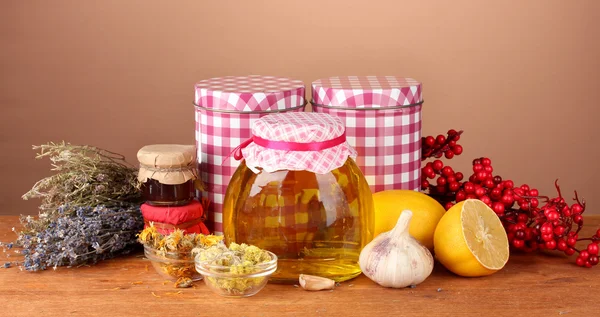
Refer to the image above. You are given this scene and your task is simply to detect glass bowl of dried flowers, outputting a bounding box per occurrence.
[194,243,277,298]
[139,224,223,288]
[143,245,201,284]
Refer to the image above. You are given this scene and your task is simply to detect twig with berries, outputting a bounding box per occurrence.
[421,129,464,160]
[421,130,600,268]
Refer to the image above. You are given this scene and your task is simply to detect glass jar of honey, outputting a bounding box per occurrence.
[223,112,374,283]
[137,144,198,206]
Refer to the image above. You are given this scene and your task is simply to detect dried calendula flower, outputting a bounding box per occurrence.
[138,224,161,247]
[164,230,185,252]
[175,277,193,288]
[194,242,276,296]
[138,224,223,253]
[138,224,224,287]
[195,234,224,248]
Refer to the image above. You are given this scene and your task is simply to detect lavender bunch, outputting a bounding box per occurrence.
[16,205,143,271]
[3,142,145,271]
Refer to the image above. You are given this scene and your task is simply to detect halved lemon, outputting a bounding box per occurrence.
[434,199,509,277]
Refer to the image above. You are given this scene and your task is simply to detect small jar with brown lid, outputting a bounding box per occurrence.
[137,144,198,206]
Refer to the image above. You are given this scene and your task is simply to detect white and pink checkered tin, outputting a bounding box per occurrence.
[194,75,305,234]
[311,76,423,193]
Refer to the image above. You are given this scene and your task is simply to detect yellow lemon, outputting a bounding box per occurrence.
[372,190,446,249]
[434,199,509,277]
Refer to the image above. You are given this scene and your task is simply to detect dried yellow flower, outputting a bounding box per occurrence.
[138,223,224,287]
[137,224,223,253]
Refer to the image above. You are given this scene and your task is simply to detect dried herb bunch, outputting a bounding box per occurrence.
[4,142,145,271]
[21,142,142,228]
[138,224,223,287]
[16,205,143,271]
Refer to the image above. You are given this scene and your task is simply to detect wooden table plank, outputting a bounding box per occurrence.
[1,215,599,317]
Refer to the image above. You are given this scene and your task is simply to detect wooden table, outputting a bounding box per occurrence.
[1,216,599,317]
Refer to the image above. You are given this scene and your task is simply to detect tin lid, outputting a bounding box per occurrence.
[239,112,357,174]
[137,144,197,185]
[311,76,423,108]
[194,75,306,112]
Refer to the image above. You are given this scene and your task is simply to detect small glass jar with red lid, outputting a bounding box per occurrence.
[137,144,198,206]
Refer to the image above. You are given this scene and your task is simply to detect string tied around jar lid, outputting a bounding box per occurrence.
[221,131,346,164]
[139,162,197,174]
[223,131,347,163]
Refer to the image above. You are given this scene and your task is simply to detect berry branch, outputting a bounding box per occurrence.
[421,130,600,268]
[421,129,464,160]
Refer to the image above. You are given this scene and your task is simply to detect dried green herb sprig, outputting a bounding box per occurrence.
[21,142,143,233]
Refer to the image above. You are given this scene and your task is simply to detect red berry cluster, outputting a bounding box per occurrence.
[503,181,599,268]
[421,129,464,160]
[421,130,600,268]
[421,159,464,210]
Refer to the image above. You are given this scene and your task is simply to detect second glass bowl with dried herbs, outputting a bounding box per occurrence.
[194,243,277,297]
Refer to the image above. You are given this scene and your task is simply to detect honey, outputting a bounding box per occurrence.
[223,159,374,283]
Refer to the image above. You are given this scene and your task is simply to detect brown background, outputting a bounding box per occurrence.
[1,0,599,216]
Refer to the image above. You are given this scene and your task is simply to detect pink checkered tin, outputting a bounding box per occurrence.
[194,75,306,234]
[311,76,423,193]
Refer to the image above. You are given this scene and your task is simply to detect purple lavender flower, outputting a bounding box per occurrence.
[17,204,143,271]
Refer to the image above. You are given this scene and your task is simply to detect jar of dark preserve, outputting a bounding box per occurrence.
[137,144,198,206]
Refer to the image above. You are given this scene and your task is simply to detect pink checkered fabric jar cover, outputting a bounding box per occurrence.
[311,76,423,193]
[194,75,305,234]
[240,112,357,174]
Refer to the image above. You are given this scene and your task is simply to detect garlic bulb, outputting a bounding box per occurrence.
[359,210,434,288]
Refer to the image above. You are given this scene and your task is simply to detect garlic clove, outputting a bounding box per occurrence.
[298,274,335,291]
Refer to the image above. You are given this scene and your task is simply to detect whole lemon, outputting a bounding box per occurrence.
[372,190,446,249]
[434,199,509,277]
